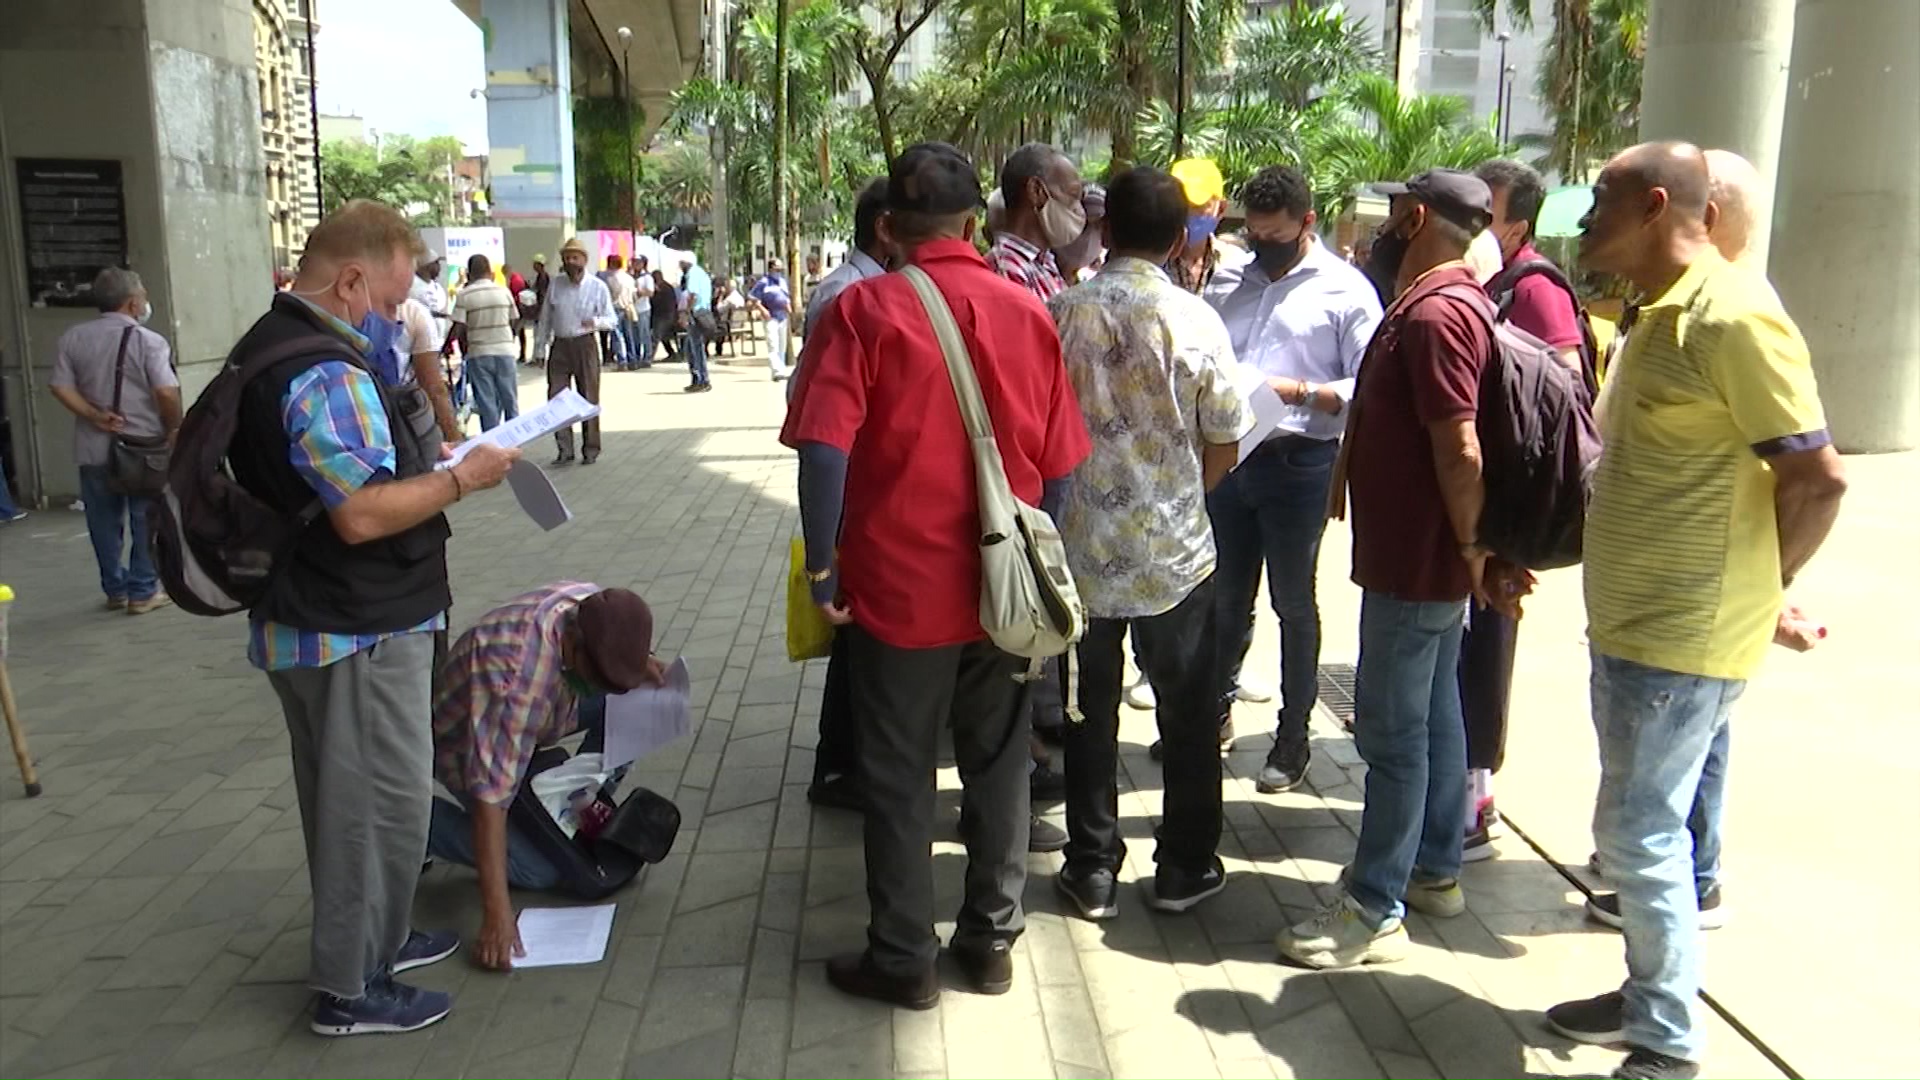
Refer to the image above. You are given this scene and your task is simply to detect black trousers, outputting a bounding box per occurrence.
[1458,603,1518,772]
[813,627,857,787]
[1064,576,1224,877]
[846,626,1031,976]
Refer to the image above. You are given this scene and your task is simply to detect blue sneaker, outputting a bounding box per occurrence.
[393,929,460,973]
[311,976,451,1036]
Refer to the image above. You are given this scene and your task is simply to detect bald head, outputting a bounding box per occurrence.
[1704,148,1763,263]
[1577,141,1715,287]
[1610,141,1712,222]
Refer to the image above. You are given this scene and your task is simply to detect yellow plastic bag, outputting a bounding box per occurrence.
[786,537,834,662]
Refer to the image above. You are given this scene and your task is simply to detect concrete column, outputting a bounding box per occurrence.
[482,0,575,267]
[1638,0,1794,265]
[1769,0,1920,453]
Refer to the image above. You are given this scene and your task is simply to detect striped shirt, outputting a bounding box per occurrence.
[247,349,445,670]
[433,582,600,806]
[986,233,1067,302]
[1583,251,1828,680]
[451,280,517,356]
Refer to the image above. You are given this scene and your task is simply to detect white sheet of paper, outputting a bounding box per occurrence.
[506,459,573,531]
[440,388,600,469]
[1236,379,1292,465]
[514,904,616,968]
[602,657,693,769]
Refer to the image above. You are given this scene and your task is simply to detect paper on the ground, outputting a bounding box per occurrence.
[514,904,615,968]
[506,458,573,530]
[440,388,599,468]
[602,656,693,769]
[1234,364,1292,465]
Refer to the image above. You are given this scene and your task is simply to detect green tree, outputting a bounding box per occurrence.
[1475,0,1648,180]
[847,0,948,159]
[1305,72,1513,216]
[320,134,466,224]
[573,96,650,228]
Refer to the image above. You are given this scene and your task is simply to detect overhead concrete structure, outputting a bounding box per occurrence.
[1769,0,1920,453]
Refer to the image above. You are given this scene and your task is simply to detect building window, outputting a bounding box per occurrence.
[1430,53,1481,97]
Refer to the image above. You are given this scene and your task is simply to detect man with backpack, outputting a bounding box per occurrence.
[1280,169,1526,969]
[186,200,518,1036]
[1453,158,1600,860]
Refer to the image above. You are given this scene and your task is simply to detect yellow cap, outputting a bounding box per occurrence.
[0,584,13,603]
[1170,158,1225,208]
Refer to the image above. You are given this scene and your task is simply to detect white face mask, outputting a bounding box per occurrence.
[136,300,153,325]
[1039,187,1088,250]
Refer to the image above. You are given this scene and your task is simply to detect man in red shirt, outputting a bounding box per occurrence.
[1280,170,1496,969]
[781,142,1091,1009]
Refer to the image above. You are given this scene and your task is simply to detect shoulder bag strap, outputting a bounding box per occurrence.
[902,264,995,447]
[111,325,137,417]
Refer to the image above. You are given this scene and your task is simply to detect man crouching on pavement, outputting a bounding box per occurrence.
[428,583,665,970]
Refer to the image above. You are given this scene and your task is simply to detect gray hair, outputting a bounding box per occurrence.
[91,267,143,313]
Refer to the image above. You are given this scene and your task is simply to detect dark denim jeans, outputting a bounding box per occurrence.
[1346,591,1468,924]
[78,464,158,602]
[684,318,710,385]
[1208,435,1338,752]
[1065,577,1223,876]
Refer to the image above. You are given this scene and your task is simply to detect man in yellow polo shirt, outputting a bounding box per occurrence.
[1543,142,1848,1080]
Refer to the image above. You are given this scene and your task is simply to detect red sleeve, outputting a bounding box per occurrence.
[1403,297,1488,426]
[1506,274,1584,350]
[779,294,869,452]
[1034,318,1090,480]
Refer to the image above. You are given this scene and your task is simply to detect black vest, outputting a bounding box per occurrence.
[230,294,452,634]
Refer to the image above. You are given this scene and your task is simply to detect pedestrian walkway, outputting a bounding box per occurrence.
[0,361,1905,1078]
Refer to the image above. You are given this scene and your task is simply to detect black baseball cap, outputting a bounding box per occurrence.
[888,142,985,215]
[1372,169,1493,232]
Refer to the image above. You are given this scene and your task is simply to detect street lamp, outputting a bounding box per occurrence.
[1502,64,1518,144]
[615,26,636,235]
[1495,31,1511,142]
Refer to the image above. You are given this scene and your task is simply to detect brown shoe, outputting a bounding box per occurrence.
[127,593,172,615]
[950,939,1013,995]
[825,952,938,1010]
[104,596,128,611]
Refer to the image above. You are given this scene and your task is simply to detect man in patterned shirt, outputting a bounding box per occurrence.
[428,583,665,971]
[1049,166,1253,920]
[987,142,1083,302]
[232,200,518,1037]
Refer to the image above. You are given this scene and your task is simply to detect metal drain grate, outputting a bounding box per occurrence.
[1316,663,1357,726]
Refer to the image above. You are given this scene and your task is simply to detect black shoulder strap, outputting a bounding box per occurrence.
[111,325,137,415]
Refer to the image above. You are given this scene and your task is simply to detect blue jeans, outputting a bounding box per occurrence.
[426,695,621,892]
[1208,436,1338,752]
[684,318,710,385]
[0,471,19,517]
[467,354,519,432]
[624,315,650,367]
[1589,651,1743,1061]
[1346,591,1468,924]
[78,464,158,602]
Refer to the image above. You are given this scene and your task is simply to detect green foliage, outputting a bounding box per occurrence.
[573,95,650,229]
[1476,0,1648,180]
[319,134,467,224]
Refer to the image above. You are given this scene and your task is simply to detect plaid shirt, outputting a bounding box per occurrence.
[1166,237,1223,295]
[248,303,445,671]
[986,233,1067,302]
[433,582,600,806]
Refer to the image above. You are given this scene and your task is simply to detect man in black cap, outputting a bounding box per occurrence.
[428,582,665,971]
[781,142,1091,1008]
[1279,168,1499,969]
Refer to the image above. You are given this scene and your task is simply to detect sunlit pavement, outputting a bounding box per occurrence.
[0,353,1908,1078]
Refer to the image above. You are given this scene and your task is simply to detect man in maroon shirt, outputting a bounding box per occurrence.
[1452,158,1593,859]
[782,142,1091,1009]
[1279,169,1496,969]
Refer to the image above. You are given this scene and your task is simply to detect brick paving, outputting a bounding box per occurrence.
[0,359,1795,1078]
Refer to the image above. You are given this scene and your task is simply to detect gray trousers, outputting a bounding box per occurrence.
[845,626,1031,976]
[266,632,435,999]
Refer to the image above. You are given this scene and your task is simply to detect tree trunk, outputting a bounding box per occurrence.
[773,0,790,302]
[1112,0,1149,169]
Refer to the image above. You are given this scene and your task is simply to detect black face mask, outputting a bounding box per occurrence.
[1363,226,1412,305]
[1250,232,1305,277]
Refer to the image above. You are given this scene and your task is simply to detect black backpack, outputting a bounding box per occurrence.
[1486,256,1600,398]
[151,334,344,616]
[1432,283,1601,571]
[510,747,682,900]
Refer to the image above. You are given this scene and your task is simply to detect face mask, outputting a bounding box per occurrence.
[351,276,403,361]
[1250,228,1308,277]
[1039,188,1088,250]
[1185,213,1219,248]
[136,300,153,325]
[1364,223,1413,304]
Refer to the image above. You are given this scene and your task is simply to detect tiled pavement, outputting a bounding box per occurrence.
[0,358,1862,1078]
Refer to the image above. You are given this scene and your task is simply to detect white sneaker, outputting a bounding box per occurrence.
[1276,896,1409,969]
[1124,677,1156,711]
[1233,682,1274,704]
[1405,873,1466,918]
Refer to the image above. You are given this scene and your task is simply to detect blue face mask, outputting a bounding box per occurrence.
[356,307,402,363]
[1186,213,1220,247]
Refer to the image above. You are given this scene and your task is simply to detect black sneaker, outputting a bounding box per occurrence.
[1055,866,1120,921]
[392,929,459,974]
[1029,762,1066,806]
[1255,743,1309,794]
[826,952,938,1010]
[806,774,864,812]
[311,975,452,1037]
[949,938,1013,995]
[1547,990,1625,1045]
[1147,857,1227,913]
[1612,1048,1700,1079]
[1586,884,1725,931]
[1029,817,1068,853]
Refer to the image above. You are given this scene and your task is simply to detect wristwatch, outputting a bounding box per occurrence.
[806,566,833,584]
[1299,381,1319,406]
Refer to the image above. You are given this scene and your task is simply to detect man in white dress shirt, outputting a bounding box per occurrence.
[1202,165,1383,794]
[535,236,616,465]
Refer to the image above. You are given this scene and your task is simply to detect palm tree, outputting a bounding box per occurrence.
[1224,2,1380,111]
[1474,0,1647,179]
[1306,72,1513,217]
